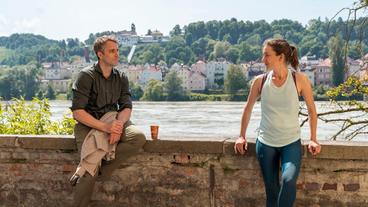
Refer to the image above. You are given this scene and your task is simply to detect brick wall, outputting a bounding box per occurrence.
[0,135,367,207]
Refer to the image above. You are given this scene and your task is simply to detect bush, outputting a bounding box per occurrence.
[0,97,75,135]
[188,93,234,101]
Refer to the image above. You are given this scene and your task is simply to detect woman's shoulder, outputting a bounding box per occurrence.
[294,71,309,82]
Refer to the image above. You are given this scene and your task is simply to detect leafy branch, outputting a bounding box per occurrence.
[300,76,368,140]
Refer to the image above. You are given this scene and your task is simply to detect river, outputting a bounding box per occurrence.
[48,101,367,141]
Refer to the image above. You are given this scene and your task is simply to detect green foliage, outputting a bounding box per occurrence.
[66,81,73,100]
[45,85,56,100]
[224,65,247,94]
[188,93,222,101]
[317,75,368,140]
[130,81,144,101]
[0,34,85,65]
[164,36,195,66]
[170,25,182,36]
[225,47,240,63]
[326,76,368,100]
[0,63,41,100]
[164,70,188,101]
[141,80,165,101]
[214,41,230,59]
[0,98,75,135]
[328,34,345,86]
[2,17,368,67]
[313,84,329,100]
[0,47,15,62]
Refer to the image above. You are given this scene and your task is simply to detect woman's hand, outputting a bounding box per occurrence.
[234,136,247,155]
[308,140,321,156]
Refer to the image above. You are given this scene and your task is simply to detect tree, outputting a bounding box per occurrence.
[300,76,368,140]
[170,25,182,36]
[225,47,240,63]
[131,23,136,33]
[164,70,187,101]
[142,44,164,65]
[205,20,221,40]
[238,41,260,62]
[0,64,41,100]
[224,65,246,94]
[66,81,73,100]
[328,34,345,86]
[191,37,210,60]
[184,21,207,43]
[165,36,195,66]
[141,80,165,101]
[214,41,230,59]
[45,85,56,100]
[24,65,41,100]
[298,0,368,141]
[238,42,250,62]
[130,82,143,101]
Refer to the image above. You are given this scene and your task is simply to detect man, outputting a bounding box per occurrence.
[70,35,146,207]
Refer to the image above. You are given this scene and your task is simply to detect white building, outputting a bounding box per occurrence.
[117,34,139,47]
[300,65,316,86]
[243,62,266,81]
[124,65,144,85]
[205,61,230,89]
[40,79,71,93]
[43,62,72,80]
[115,30,138,47]
[300,55,319,66]
[139,30,170,43]
[69,61,93,80]
[138,64,163,88]
[176,65,191,90]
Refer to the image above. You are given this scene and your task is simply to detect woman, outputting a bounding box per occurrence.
[234,38,321,207]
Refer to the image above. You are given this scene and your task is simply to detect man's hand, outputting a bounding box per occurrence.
[109,120,124,134]
[308,140,321,156]
[109,132,122,144]
[234,136,247,155]
[107,120,124,144]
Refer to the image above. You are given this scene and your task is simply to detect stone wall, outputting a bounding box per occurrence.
[0,135,367,207]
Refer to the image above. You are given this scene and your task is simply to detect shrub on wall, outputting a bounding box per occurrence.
[0,97,75,135]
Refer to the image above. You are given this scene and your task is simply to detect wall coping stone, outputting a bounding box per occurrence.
[1,135,368,160]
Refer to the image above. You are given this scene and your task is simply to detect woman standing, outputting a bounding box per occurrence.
[234,38,321,207]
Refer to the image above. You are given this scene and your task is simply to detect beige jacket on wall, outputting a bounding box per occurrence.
[74,111,118,177]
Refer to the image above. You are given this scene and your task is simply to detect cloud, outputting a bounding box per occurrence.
[0,15,9,27]
[14,17,41,31]
[0,15,10,36]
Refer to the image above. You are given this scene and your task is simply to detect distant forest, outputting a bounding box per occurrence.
[0,17,367,66]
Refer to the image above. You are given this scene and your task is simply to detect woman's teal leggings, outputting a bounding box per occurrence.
[256,139,302,207]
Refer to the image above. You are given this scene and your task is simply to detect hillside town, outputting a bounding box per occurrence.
[39,52,368,95]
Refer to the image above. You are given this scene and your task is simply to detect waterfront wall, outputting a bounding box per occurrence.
[0,135,367,207]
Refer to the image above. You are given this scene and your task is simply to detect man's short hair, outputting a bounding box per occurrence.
[93,35,118,59]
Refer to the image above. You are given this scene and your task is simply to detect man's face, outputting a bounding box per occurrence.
[98,40,119,66]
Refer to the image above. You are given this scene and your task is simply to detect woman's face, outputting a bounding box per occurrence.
[262,45,283,70]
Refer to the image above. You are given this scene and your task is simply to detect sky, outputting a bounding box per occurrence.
[0,0,363,41]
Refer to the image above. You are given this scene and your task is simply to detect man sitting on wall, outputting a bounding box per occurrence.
[70,35,146,207]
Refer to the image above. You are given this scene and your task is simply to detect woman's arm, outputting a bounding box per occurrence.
[235,75,262,154]
[298,72,321,155]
